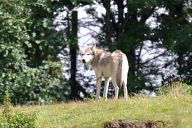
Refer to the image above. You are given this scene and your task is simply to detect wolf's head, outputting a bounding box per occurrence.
[80,44,96,64]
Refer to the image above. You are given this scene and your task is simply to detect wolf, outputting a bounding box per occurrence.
[80,44,129,101]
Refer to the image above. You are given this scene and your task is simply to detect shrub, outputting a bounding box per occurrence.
[155,82,192,96]
[0,88,37,128]
[6,112,36,128]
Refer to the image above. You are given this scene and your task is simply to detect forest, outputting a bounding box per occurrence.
[0,0,192,104]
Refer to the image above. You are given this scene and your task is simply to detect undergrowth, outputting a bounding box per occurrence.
[156,82,192,95]
[0,87,36,128]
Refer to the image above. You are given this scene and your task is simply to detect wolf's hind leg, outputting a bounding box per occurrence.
[103,77,111,101]
[112,78,119,99]
[123,84,128,99]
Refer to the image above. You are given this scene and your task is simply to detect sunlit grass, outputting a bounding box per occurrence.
[1,83,192,128]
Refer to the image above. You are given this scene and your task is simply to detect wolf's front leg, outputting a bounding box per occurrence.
[103,77,110,101]
[96,77,101,101]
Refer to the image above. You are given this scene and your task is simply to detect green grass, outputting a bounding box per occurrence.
[1,85,192,128]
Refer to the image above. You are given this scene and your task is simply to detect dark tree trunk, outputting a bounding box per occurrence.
[102,0,112,44]
[69,11,79,100]
[115,0,124,40]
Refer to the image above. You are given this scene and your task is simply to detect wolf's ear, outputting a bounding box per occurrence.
[91,43,96,50]
[91,43,96,55]
[79,47,84,54]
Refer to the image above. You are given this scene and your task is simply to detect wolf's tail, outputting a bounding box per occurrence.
[117,52,129,87]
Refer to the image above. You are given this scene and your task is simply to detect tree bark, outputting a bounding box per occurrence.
[115,0,124,40]
[102,0,112,44]
[69,11,79,99]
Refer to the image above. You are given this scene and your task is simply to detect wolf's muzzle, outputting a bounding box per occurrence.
[82,59,85,63]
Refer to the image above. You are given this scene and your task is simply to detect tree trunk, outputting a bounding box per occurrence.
[115,0,124,40]
[102,0,112,44]
[69,11,79,99]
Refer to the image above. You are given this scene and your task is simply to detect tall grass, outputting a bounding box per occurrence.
[0,83,192,128]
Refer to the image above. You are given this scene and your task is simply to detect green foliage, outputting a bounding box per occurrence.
[0,62,68,104]
[0,0,69,104]
[0,89,36,128]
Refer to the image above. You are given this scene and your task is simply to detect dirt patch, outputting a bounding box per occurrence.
[104,119,174,128]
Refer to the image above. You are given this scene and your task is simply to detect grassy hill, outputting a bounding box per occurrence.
[1,84,192,128]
